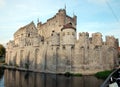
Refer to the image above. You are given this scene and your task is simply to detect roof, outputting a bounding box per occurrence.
[61,23,76,31]
[14,21,35,36]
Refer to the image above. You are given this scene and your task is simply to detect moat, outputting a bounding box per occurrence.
[0,69,104,87]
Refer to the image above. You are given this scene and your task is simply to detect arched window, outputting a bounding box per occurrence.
[69,22,72,25]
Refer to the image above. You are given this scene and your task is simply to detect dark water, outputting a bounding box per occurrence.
[0,69,104,87]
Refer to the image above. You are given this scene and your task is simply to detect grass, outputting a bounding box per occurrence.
[95,70,113,79]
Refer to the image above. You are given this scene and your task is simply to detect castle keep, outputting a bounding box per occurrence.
[6,9,119,74]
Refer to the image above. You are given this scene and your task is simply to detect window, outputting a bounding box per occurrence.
[63,46,65,49]
[28,33,30,37]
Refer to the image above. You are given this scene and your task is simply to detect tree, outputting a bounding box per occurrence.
[0,44,5,57]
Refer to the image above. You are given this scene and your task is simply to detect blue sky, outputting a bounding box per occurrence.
[0,0,120,46]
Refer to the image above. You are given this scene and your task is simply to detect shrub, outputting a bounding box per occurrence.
[25,63,29,69]
[95,70,112,79]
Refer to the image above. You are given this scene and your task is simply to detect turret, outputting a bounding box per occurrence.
[61,23,76,45]
[73,15,77,26]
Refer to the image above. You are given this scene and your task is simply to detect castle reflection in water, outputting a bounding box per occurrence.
[4,69,103,87]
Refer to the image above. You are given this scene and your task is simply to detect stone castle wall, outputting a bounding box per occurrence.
[5,9,119,75]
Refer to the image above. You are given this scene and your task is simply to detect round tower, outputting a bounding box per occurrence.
[61,23,76,45]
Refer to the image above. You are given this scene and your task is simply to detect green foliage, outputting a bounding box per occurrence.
[0,44,5,57]
[25,63,29,69]
[95,70,112,79]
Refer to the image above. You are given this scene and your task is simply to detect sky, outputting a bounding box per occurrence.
[0,0,120,46]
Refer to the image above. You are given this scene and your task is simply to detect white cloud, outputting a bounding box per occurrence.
[0,0,5,8]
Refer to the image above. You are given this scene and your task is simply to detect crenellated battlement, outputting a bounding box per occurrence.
[105,36,117,47]
[91,32,103,46]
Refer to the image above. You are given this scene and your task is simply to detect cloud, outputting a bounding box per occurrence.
[0,0,5,8]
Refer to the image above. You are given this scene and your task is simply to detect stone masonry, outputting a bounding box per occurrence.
[5,9,119,75]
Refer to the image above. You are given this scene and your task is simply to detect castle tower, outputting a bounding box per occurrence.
[37,9,77,40]
[61,23,76,72]
[61,23,76,45]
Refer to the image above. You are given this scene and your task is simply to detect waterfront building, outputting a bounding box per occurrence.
[5,9,119,75]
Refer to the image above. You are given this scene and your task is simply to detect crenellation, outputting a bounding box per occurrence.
[78,32,89,47]
[106,36,116,47]
[6,9,119,75]
[92,32,103,46]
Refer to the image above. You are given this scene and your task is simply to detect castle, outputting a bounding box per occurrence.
[5,9,119,75]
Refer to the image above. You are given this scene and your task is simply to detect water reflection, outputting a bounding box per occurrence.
[0,68,4,87]
[3,69,104,87]
[0,68,4,79]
